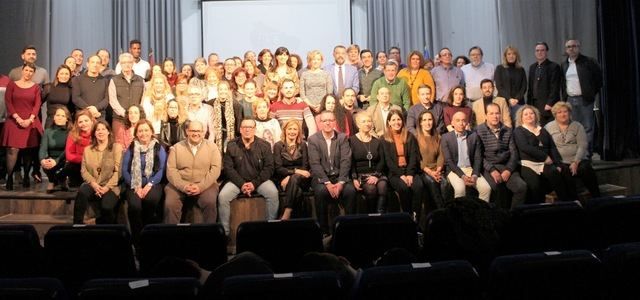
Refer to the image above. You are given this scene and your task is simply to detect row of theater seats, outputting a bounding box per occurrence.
[0,246,639,299]
[0,194,639,298]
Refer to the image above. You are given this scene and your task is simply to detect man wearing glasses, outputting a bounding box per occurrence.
[431,47,465,102]
[560,39,603,156]
[308,111,356,235]
[527,42,562,126]
[164,120,222,224]
[218,118,279,236]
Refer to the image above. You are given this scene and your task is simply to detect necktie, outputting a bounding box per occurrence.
[338,65,345,95]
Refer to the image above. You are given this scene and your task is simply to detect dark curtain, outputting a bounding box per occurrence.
[0,0,50,75]
[598,0,640,160]
[113,0,183,65]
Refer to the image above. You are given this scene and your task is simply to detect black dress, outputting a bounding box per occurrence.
[349,135,387,213]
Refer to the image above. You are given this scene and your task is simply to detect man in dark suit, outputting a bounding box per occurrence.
[441,111,491,202]
[476,103,527,209]
[325,45,360,96]
[527,42,562,125]
[308,110,356,235]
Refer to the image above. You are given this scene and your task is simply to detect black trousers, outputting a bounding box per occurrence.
[561,160,600,198]
[388,175,425,217]
[61,162,83,187]
[125,184,164,242]
[42,159,65,186]
[73,183,119,224]
[520,164,576,203]
[313,180,357,235]
[420,173,445,213]
[280,174,311,211]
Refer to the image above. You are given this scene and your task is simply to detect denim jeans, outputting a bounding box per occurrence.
[567,96,594,155]
[218,180,279,235]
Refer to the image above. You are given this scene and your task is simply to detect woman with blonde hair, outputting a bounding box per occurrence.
[141,75,174,134]
[273,119,311,219]
[513,105,575,203]
[300,50,333,113]
[495,45,527,122]
[159,99,187,146]
[350,112,387,213]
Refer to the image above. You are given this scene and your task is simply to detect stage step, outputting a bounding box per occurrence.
[546,183,628,203]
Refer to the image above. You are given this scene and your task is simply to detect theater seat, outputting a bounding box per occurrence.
[236,218,323,272]
[0,224,44,277]
[44,225,136,292]
[219,271,344,300]
[351,260,480,300]
[0,277,67,300]
[601,242,640,299]
[501,201,587,255]
[138,223,227,275]
[331,213,418,268]
[584,195,640,250]
[488,250,601,300]
[78,277,200,300]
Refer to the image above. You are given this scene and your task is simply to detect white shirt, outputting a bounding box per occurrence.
[332,63,346,87]
[187,104,215,142]
[565,58,582,97]
[116,59,151,79]
[461,62,495,101]
[188,140,203,156]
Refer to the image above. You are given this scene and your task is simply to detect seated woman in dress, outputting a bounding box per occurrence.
[381,109,424,218]
[114,104,144,149]
[513,105,576,203]
[63,109,95,187]
[159,99,187,147]
[415,110,445,211]
[74,120,123,224]
[42,65,74,127]
[253,98,281,151]
[315,94,355,136]
[206,80,242,152]
[122,119,167,242]
[545,102,600,198]
[142,75,174,134]
[2,63,44,189]
[350,112,387,213]
[273,119,311,219]
[443,86,473,132]
[39,107,71,192]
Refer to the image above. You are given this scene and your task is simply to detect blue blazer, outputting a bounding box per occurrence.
[441,130,483,177]
[324,63,360,95]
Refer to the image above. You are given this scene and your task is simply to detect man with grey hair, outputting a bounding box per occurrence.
[165,120,222,224]
[560,39,602,156]
[461,46,495,101]
[108,52,144,136]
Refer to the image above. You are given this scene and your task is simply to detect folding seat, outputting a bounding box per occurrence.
[583,195,640,250]
[219,271,345,300]
[351,260,480,300]
[236,218,323,272]
[330,213,418,268]
[601,242,640,299]
[138,223,227,274]
[488,250,601,300]
[0,224,44,277]
[44,225,136,292]
[78,277,199,300]
[501,201,587,255]
[0,277,68,300]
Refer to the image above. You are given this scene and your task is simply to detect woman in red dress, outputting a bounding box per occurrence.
[2,63,44,190]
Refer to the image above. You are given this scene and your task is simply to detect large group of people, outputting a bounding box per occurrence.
[0,38,603,238]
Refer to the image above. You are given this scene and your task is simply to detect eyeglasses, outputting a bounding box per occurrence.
[566,45,579,48]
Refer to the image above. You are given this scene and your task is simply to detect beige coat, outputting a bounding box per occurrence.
[366,103,402,138]
[81,143,124,195]
[166,140,222,192]
[471,96,512,127]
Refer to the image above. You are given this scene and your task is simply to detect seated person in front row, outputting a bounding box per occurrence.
[74,120,123,224]
[441,111,491,202]
[545,102,600,198]
[308,110,357,235]
[164,120,222,224]
[218,118,279,236]
[476,103,527,209]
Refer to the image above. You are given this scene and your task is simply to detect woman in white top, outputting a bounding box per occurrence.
[253,98,281,151]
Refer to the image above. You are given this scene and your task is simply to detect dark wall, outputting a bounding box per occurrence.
[0,0,50,75]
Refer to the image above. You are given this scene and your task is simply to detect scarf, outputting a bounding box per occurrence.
[131,139,156,189]
[213,98,235,152]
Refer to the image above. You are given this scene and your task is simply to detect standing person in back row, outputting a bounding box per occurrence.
[461,46,494,102]
[527,42,562,126]
[560,39,603,156]
[325,45,360,97]
[116,39,151,80]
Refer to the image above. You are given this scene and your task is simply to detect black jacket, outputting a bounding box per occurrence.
[527,59,562,107]
[560,54,603,103]
[307,131,352,184]
[381,134,420,177]
[223,137,274,188]
[441,130,483,177]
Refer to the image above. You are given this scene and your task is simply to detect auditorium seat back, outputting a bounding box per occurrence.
[220,271,345,300]
[0,277,67,300]
[78,277,200,300]
[488,250,601,300]
[501,201,587,254]
[331,213,418,268]
[138,223,227,275]
[236,218,323,273]
[0,224,44,278]
[44,225,136,291]
[584,195,640,250]
[351,260,480,300]
[601,242,640,299]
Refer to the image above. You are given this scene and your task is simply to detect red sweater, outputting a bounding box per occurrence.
[65,131,92,164]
